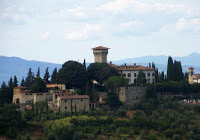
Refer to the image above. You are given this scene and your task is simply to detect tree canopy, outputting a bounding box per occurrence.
[57,61,87,88]
[87,63,119,84]
[104,76,130,93]
[31,77,47,93]
[136,70,147,86]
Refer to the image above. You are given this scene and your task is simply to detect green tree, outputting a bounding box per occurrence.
[25,68,35,89]
[174,60,184,82]
[136,70,147,85]
[152,62,155,68]
[36,67,40,78]
[13,75,18,87]
[31,77,47,93]
[87,63,119,84]
[51,68,58,84]
[0,82,9,106]
[104,76,130,93]
[167,56,174,81]
[57,61,87,88]
[0,104,24,138]
[83,59,86,69]
[43,67,50,84]
[20,77,25,86]
[106,92,122,109]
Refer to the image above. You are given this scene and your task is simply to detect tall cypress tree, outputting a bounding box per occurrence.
[0,82,8,106]
[25,68,35,89]
[43,67,50,84]
[83,59,86,69]
[51,68,58,84]
[167,56,174,81]
[20,77,25,86]
[13,75,18,87]
[152,62,155,68]
[174,60,184,82]
[36,67,40,78]
[8,77,14,103]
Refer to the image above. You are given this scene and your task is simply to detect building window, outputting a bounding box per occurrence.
[148,73,150,77]
[134,73,137,77]
[81,99,83,102]
[37,94,39,95]
[152,73,155,77]
[84,106,86,108]
[128,73,131,77]
[65,106,67,109]
[65,100,67,102]
[26,94,28,95]
[30,93,32,95]
[123,74,126,77]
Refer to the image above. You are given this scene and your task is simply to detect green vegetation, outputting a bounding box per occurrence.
[57,61,87,88]
[87,62,119,84]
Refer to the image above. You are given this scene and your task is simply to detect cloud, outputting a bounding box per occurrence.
[42,32,50,40]
[65,24,102,40]
[68,7,86,18]
[176,18,200,32]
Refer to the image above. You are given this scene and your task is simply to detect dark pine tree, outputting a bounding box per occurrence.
[20,77,25,86]
[0,82,8,106]
[136,70,147,85]
[25,68,35,89]
[83,59,86,69]
[43,67,50,84]
[8,77,14,103]
[152,62,155,68]
[167,56,174,81]
[51,68,58,84]
[174,60,184,82]
[36,67,40,78]
[149,62,151,68]
[13,75,18,87]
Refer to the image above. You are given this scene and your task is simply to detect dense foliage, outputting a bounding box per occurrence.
[146,81,200,98]
[57,61,87,88]
[31,77,47,93]
[87,63,119,84]
[167,56,184,82]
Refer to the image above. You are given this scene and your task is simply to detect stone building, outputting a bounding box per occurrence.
[118,86,146,104]
[52,92,73,103]
[188,67,200,84]
[57,95,90,112]
[92,46,110,63]
[109,62,156,84]
[12,86,52,104]
[12,84,66,104]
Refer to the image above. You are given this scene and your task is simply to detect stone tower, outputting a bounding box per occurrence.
[92,46,110,63]
[188,67,194,84]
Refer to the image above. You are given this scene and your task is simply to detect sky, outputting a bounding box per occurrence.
[0,0,200,64]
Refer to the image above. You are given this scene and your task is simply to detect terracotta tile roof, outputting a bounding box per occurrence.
[54,92,73,96]
[59,95,90,100]
[92,46,110,50]
[194,74,200,80]
[109,63,155,71]
[25,106,32,110]
[188,67,194,70]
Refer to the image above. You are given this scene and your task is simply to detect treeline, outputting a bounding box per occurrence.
[146,81,200,98]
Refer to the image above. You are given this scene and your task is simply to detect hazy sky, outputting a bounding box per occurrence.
[0,0,200,64]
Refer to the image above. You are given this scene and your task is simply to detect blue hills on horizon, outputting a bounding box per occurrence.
[0,52,200,84]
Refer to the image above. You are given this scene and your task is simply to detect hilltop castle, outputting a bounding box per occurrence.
[92,46,156,84]
[188,67,200,84]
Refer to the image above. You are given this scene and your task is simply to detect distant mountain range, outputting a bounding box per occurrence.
[0,52,200,84]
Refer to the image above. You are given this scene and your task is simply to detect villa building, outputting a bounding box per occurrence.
[188,67,200,84]
[109,62,156,84]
